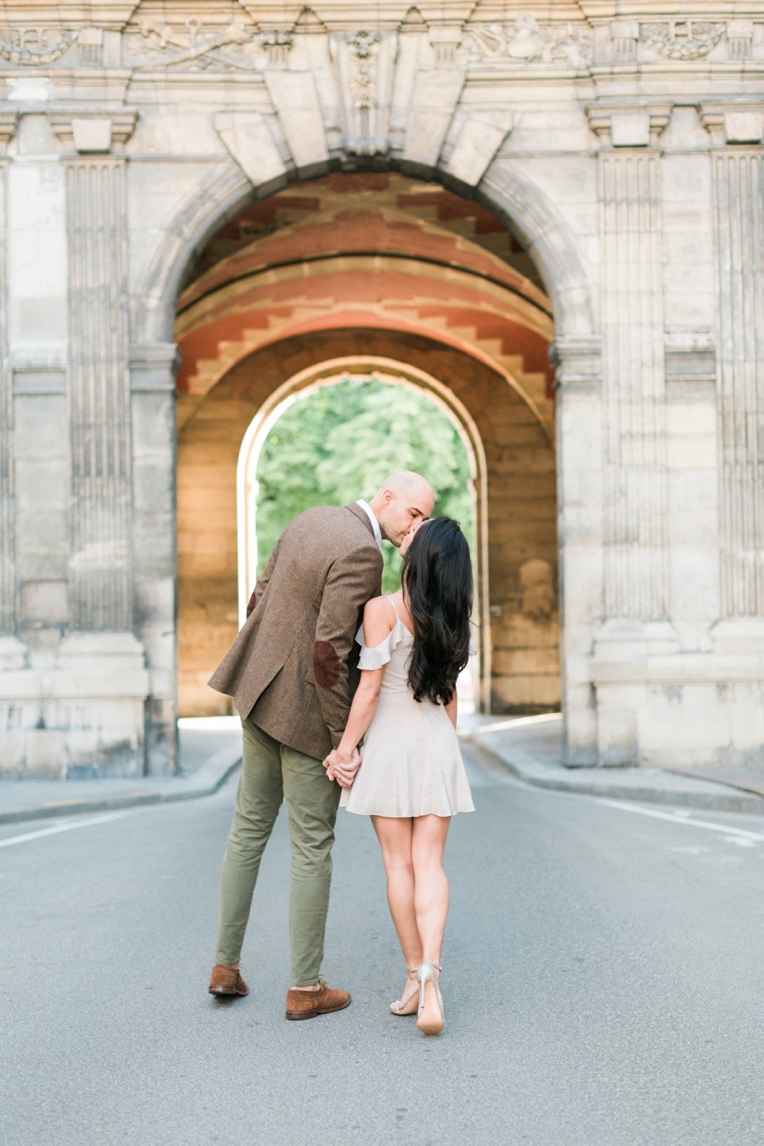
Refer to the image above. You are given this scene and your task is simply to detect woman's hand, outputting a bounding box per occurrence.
[323,747,362,788]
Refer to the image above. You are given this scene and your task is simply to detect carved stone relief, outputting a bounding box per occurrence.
[610,21,637,65]
[259,30,293,71]
[727,20,754,62]
[0,26,76,65]
[464,19,591,70]
[0,15,753,74]
[78,28,104,68]
[639,21,724,60]
[124,16,259,71]
[330,30,398,157]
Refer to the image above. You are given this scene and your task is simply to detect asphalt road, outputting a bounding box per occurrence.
[2,743,764,1146]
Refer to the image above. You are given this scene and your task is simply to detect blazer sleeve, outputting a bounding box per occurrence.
[246,536,281,619]
[312,544,384,748]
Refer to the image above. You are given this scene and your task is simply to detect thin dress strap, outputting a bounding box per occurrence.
[385,595,400,622]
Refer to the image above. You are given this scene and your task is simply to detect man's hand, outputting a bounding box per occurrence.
[323,747,361,789]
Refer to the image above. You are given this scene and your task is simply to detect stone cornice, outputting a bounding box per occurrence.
[700,100,764,143]
[48,109,137,154]
[579,2,763,15]
[549,335,602,392]
[0,108,17,155]
[585,102,672,147]
[0,2,140,29]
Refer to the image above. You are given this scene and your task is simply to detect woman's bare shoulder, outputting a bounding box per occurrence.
[364,594,393,613]
[363,596,396,643]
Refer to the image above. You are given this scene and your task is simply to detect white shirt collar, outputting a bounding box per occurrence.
[356,499,382,549]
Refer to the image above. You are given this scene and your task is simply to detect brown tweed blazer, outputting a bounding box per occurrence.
[208,503,383,761]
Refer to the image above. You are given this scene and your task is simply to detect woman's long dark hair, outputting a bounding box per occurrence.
[402,516,473,706]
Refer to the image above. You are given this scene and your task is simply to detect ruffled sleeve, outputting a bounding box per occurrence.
[356,621,404,671]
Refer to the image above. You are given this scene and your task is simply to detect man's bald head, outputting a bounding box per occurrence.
[368,471,435,547]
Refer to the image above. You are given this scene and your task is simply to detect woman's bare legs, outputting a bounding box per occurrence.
[372,814,451,1012]
[372,816,422,1004]
[410,815,451,965]
[411,815,450,1032]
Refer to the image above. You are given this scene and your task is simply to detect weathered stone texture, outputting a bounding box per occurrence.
[177,327,559,717]
[0,1,763,773]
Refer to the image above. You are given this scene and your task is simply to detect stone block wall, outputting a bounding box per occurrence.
[177,327,559,718]
[0,1,763,773]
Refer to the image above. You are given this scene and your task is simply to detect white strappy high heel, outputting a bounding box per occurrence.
[416,961,444,1035]
[390,967,420,1016]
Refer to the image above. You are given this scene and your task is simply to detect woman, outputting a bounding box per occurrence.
[324,516,475,1036]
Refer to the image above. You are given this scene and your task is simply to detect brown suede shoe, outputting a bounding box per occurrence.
[209,964,249,997]
[286,979,351,1021]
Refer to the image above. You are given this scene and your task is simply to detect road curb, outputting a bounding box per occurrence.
[462,733,764,816]
[0,744,242,826]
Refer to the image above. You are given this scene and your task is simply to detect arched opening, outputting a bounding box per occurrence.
[174,172,559,722]
[236,362,486,709]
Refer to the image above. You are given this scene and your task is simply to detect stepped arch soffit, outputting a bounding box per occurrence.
[172,205,558,441]
[133,159,594,352]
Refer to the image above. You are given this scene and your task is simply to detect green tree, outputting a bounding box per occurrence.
[255,378,472,593]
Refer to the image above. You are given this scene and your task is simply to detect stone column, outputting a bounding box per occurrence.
[599,148,670,629]
[4,112,69,777]
[586,109,678,765]
[130,342,179,775]
[0,114,17,639]
[711,149,764,626]
[46,113,149,778]
[550,335,603,766]
[0,111,28,772]
[65,155,133,631]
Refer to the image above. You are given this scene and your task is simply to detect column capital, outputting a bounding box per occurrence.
[699,104,764,146]
[129,343,181,392]
[48,110,138,156]
[0,111,18,156]
[585,103,672,149]
[549,334,602,392]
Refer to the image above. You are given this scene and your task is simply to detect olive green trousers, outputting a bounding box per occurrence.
[214,717,341,987]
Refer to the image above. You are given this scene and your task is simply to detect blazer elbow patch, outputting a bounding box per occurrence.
[313,640,340,689]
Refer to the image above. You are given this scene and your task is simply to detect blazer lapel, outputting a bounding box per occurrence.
[345,502,377,541]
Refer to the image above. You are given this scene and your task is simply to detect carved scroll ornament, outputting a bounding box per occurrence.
[465,18,591,69]
[0,27,76,65]
[330,30,397,157]
[127,17,258,71]
[639,22,724,60]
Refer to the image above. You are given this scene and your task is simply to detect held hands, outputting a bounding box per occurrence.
[323,747,361,789]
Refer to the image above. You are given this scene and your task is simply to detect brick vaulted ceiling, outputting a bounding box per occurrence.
[174,173,556,437]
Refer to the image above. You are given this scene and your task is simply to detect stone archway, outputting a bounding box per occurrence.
[174,174,561,719]
[235,356,490,704]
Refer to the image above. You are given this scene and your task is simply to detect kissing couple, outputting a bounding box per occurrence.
[207,472,474,1036]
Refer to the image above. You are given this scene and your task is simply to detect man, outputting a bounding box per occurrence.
[207,472,435,1020]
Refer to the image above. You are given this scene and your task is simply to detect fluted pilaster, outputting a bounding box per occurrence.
[65,158,132,632]
[713,152,764,618]
[599,151,669,623]
[0,159,11,634]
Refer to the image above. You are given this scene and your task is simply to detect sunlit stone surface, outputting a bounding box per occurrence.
[0,2,763,776]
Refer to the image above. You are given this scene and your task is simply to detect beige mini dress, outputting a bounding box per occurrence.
[340,598,475,819]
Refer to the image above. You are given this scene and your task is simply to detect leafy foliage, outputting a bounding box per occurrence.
[255,378,473,593]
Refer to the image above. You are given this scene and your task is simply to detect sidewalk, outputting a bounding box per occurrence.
[0,718,242,825]
[459,714,764,815]
[4,713,764,825]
